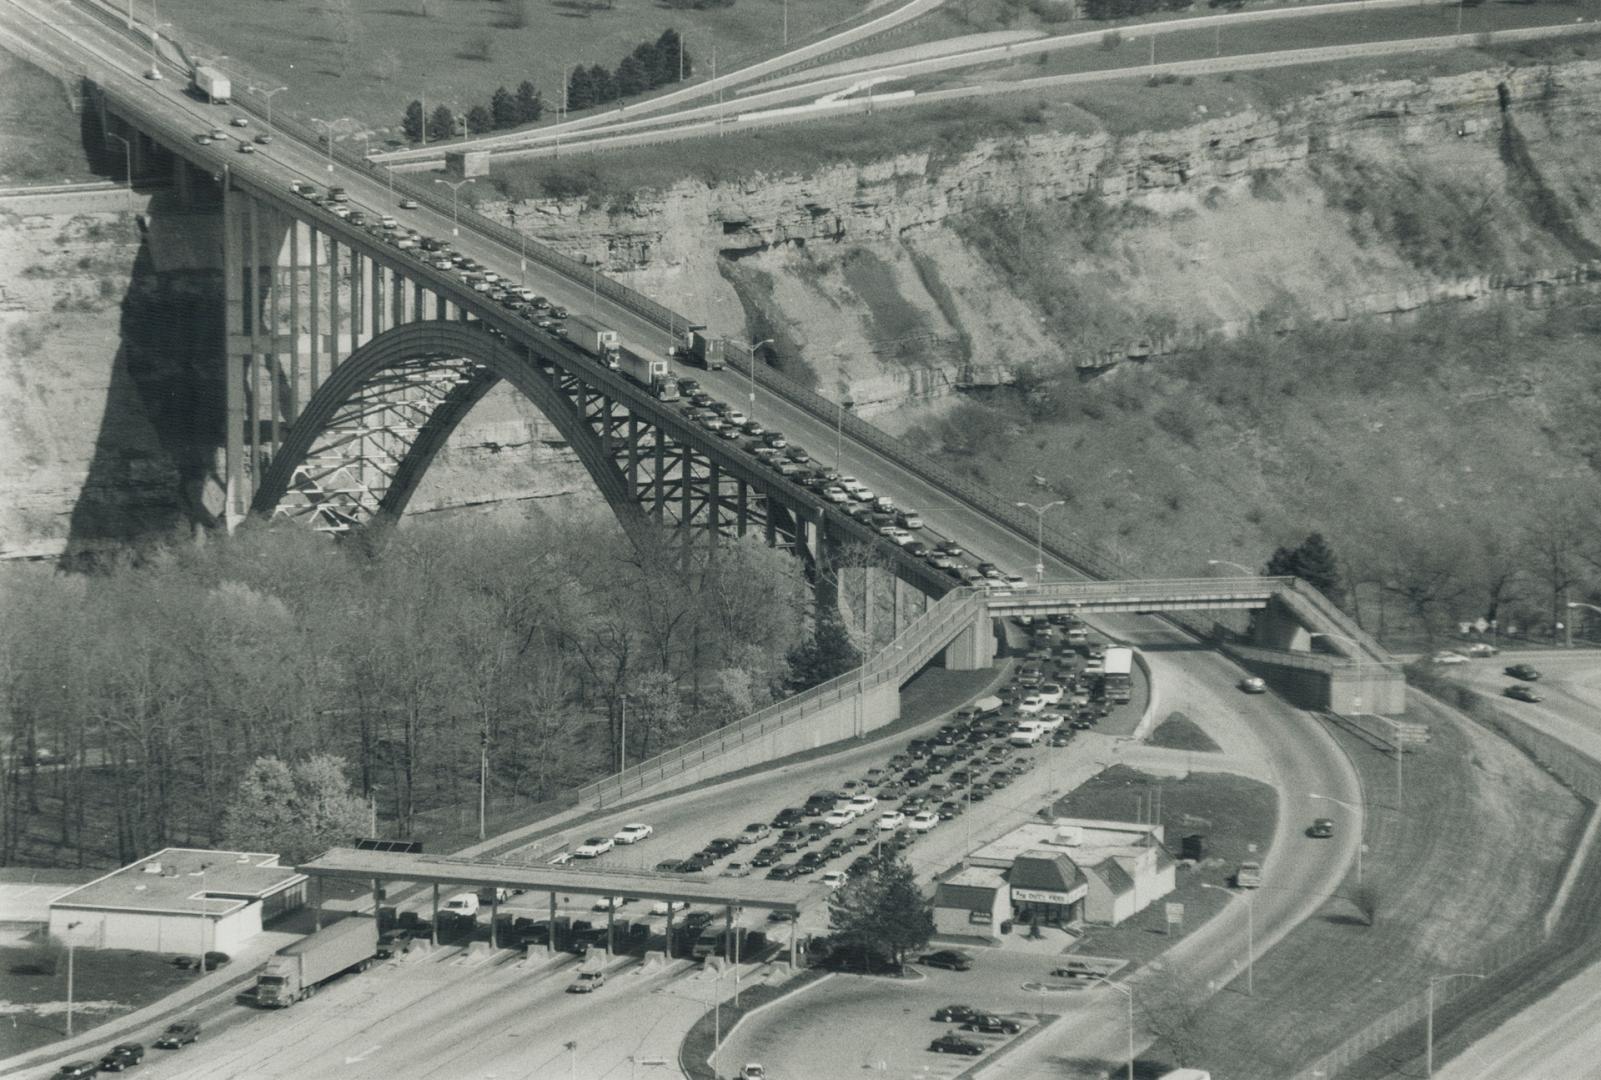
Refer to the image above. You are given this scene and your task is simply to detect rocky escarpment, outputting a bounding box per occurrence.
[492,58,1601,420]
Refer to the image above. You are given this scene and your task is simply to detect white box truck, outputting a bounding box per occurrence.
[254,917,378,1007]
[568,315,620,366]
[191,66,230,104]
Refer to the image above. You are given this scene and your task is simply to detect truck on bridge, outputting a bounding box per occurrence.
[191,66,231,104]
[253,916,378,1006]
[675,326,725,371]
[618,348,679,401]
[568,315,621,368]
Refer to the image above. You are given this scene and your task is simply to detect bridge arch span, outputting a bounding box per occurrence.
[250,319,645,538]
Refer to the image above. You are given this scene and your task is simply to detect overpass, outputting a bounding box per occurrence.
[7,0,1406,781]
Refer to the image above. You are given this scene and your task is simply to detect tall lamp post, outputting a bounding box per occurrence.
[1426,973,1484,1076]
[1199,882,1254,995]
[1015,500,1064,584]
[507,207,527,285]
[1309,791,1364,885]
[434,177,474,236]
[64,920,82,1035]
[251,85,287,140]
[105,133,133,211]
[619,693,631,772]
[746,338,773,419]
[478,730,489,841]
[1566,601,1601,648]
[1093,976,1135,1080]
[309,117,348,173]
[835,396,854,471]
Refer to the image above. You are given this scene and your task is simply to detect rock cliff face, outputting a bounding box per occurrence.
[498,58,1601,422]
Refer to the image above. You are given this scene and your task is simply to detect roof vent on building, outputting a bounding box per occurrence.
[142,862,163,874]
[1053,826,1084,847]
[237,854,252,863]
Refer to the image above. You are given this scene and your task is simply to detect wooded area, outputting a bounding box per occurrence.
[0,514,812,866]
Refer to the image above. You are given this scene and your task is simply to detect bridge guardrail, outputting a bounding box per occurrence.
[1004,576,1289,603]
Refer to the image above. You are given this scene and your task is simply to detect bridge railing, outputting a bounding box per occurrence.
[1000,576,1290,603]
[579,588,985,806]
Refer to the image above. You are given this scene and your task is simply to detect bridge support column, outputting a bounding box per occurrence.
[222,176,248,527]
[490,891,499,948]
[313,876,323,931]
[666,904,675,959]
[549,892,558,955]
[431,885,439,946]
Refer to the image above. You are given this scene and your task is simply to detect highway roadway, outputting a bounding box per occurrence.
[3,5,1363,1076]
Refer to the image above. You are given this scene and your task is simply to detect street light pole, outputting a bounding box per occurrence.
[1427,973,1484,1076]
[433,177,475,236]
[1567,601,1601,648]
[64,920,82,1035]
[619,693,629,772]
[1309,791,1363,885]
[252,85,286,140]
[835,397,854,470]
[1015,501,1064,584]
[1093,977,1135,1080]
[1200,883,1254,995]
[746,338,773,418]
[478,731,488,841]
[309,117,344,173]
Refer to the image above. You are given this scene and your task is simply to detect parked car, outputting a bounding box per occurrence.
[614,822,654,844]
[919,949,973,971]
[154,1020,201,1049]
[98,1044,145,1072]
[1506,664,1542,681]
[1308,818,1335,839]
[932,1004,981,1023]
[964,1014,1023,1034]
[1505,684,1544,703]
[929,1033,984,1056]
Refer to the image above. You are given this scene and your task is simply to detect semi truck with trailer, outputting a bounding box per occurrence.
[676,327,725,371]
[568,315,621,367]
[617,349,680,401]
[254,917,378,1007]
[191,66,231,104]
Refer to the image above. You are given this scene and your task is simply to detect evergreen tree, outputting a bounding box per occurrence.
[828,855,934,968]
[615,54,649,98]
[515,80,544,123]
[466,104,494,135]
[401,99,425,142]
[587,63,616,105]
[784,611,860,692]
[566,67,594,111]
[427,104,456,141]
[491,85,519,129]
[1265,532,1343,602]
[631,41,663,89]
[655,29,692,81]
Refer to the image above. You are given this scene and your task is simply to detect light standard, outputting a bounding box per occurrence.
[1309,791,1363,885]
[1426,972,1484,1076]
[434,177,474,236]
[746,338,773,418]
[1566,601,1601,648]
[189,862,211,975]
[478,730,489,841]
[105,132,133,210]
[64,920,82,1035]
[355,132,372,159]
[309,117,347,173]
[1207,558,1257,576]
[1015,500,1064,584]
[1199,882,1254,995]
[507,207,526,285]
[148,20,171,71]
[619,693,630,772]
[1311,630,1365,713]
[835,396,854,470]
[1092,976,1135,1080]
[251,85,286,140]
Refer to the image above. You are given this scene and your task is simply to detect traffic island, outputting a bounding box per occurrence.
[678,968,829,1080]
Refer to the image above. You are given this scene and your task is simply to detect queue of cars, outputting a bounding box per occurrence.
[54,1021,201,1078]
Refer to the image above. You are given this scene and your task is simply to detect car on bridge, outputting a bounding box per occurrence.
[614,823,653,844]
[574,836,615,858]
[1505,684,1544,703]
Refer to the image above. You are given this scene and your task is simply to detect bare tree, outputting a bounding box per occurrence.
[1523,502,1593,639]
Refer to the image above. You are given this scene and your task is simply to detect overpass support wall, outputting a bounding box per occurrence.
[1252,596,1314,652]
[942,613,997,671]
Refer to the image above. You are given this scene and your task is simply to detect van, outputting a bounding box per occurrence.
[442,893,480,919]
[477,886,512,906]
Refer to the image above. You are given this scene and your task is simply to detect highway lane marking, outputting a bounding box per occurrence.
[343,1044,381,1064]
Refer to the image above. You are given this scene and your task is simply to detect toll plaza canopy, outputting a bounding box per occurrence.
[298,847,825,913]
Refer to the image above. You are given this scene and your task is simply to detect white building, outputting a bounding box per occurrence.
[48,847,307,956]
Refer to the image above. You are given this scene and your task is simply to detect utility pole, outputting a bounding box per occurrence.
[478,731,488,841]
[64,921,82,1035]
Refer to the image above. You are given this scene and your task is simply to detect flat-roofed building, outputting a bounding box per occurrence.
[48,847,306,955]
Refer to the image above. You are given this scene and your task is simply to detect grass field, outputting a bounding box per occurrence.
[0,50,99,185]
[1146,712,1221,753]
[1050,766,1277,970]
[1142,695,1584,1078]
[0,944,199,1058]
[151,0,872,138]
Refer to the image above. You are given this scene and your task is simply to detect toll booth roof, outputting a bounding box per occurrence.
[298,848,824,912]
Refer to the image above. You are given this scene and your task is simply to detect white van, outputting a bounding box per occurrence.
[1009,723,1045,746]
[442,893,480,919]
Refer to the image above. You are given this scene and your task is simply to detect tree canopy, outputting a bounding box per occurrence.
[827,855,934,966]
[222,755,369,864]
[1266,532,1343,601]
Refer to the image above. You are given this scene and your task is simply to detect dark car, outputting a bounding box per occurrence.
[654,859,689,873]
[806,821,833,838]
[1505,663,1541,681]
[681,852,717,871]
[905,541,930,558]
[938,801,962,819]
[172,950,231,971]
[798,852,828,871]
[1505,684,1544,703]
[704,837,740,857]
[964,1014,1023,1034]
[919,950,974,971]
[1308,817,1336,838]
[930,1033,984,1056]
[772,807,805,827]
[98,1043,145,1071]
[932,1004,980,1023]
[766,864,803,881]
[376,928,414,958]
[154,1020,201,1048]
[751,845,782,867]
[54,1064,98,1079]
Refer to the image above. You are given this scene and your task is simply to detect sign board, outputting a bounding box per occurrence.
[1013,886,1085,905]
[1166,902,1184,923]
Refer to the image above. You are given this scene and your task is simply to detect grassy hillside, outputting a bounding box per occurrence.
[0,50,97,185]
